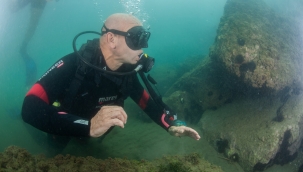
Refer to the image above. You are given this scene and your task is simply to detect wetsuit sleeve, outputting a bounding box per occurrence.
[21,53,91,137]
[129,75,173,131]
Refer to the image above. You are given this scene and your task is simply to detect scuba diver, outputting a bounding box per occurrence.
[10,0,50,85]
[21,13,200,153]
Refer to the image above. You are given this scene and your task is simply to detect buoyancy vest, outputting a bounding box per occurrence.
[62,39,136,110]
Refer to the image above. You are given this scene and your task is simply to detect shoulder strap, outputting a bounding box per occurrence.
[62,39,99,110]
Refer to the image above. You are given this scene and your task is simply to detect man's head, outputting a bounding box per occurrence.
[100,13,150,67]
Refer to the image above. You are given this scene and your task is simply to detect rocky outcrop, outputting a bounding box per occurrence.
[197,0,303,170]
[165,0,303,125]
[200,92,303,171]
[164,0,303,171]
[164,57,233,124]
[210,0,303,91]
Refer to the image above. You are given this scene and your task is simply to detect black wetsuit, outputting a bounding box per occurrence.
[21,49,173,138]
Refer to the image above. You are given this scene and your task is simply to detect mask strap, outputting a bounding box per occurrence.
[101,24,129,37]
[101,24,109,35]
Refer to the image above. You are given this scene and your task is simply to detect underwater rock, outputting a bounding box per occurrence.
[0,146,223,172]
[165,57,233,124]
[163,90,203,124]
[210,0,303,91]
[200,92,303,172]
[0,146,35,171]
[163,0,303,171]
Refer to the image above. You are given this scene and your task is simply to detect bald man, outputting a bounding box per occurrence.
[21,13,200,152]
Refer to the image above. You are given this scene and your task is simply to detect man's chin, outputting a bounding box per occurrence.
[132,60,139,65]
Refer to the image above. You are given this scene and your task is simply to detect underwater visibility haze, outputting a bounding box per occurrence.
[0,0,303,171]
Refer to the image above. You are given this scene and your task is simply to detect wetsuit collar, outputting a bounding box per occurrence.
[99,51,138,73]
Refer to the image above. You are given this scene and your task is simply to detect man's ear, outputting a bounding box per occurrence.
[107,33,116,49]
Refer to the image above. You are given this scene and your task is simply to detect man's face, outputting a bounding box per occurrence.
[113,23,147,65]
[117,31,143,65]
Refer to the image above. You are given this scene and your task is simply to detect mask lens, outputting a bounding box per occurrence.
[126,26,150,50]
[138,31,150,48]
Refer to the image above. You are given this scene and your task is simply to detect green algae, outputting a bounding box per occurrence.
[0,146,223,172]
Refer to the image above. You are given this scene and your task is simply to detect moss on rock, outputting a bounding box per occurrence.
[0,146,223,172]
[210,0,303,91]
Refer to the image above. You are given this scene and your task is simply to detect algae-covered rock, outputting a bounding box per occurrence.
[163,90,203,124]
[164,0,303,124]
[0,146,223,172]
[0,146,35,171]
[164,57,233,124]
[162,0,303,171]
[210,0,303,91]
[200,92,303,171]
[197,1,303,170]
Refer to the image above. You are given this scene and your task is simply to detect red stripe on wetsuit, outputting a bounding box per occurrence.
[138,90,149,110]
[26,83,49,104]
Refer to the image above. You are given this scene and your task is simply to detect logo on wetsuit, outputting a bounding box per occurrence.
[98,95,118,104]
[40,60,64,80]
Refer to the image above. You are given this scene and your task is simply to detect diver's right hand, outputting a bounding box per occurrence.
[90,106,127,138]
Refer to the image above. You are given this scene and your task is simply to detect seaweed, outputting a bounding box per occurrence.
[0,146,223,172]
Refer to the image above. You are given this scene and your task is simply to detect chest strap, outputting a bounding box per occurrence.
[62,39,99,110]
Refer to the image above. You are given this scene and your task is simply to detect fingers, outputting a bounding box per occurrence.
[169,126,201,141]
[109,111,126,124]
[184,127,201,140]
[101,106,128,124]
[90,106,128,138]
[190,131,201,140]
[90,116,125,138]
[110,118,125,128]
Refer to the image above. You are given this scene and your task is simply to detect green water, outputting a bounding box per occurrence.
[0,0,224,149]
[0,0,302,172]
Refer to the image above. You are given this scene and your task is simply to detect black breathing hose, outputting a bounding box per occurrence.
[138,71,165,109]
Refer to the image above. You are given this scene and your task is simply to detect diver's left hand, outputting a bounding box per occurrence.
[168,126,201,140]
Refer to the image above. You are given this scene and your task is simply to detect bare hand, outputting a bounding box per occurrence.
[90,106,127,137]
[168,126,201,140]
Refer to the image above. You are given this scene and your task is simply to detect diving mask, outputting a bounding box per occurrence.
[102,24,151,50]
